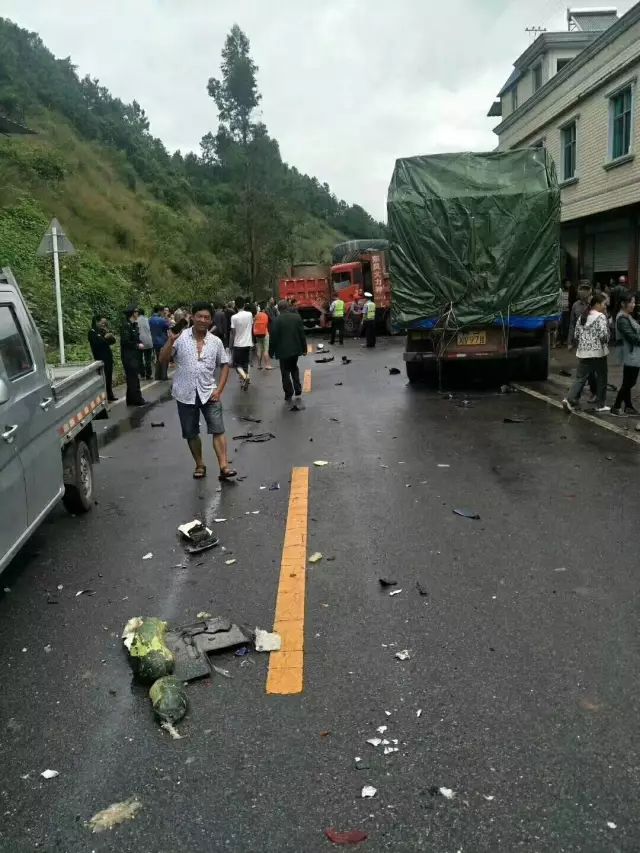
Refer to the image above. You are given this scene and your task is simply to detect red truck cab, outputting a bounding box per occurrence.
[330,251,392,334]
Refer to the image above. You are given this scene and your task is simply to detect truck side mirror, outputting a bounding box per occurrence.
[0,377,9,405]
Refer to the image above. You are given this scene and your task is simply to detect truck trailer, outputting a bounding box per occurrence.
[387,149,561,382]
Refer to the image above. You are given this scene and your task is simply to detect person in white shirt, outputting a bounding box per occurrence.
[230,298,254,390]
[159,301,236,481]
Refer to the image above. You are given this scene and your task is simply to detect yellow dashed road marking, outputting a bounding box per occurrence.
[266,467,309,695]
[303,369,312,393]
[307,343,314,354]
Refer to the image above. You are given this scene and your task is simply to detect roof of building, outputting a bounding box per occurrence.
[0,115,36,135]
[492,2,640,137]
[568,8,618,32]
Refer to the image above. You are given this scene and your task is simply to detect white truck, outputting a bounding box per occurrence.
[0,268,108,573]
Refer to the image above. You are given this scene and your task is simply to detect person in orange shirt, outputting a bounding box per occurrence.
[253,305,273,370]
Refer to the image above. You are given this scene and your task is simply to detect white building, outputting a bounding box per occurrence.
[488,6,640,289]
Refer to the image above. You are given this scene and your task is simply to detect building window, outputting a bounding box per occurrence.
[511,87,518,112]
[533,63,543,92]
[561,122,577,180]
[610,85,633,160]
[557,59,571,73]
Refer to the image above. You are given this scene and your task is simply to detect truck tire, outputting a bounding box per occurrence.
[406,362,424,383]
[62,440,94,514]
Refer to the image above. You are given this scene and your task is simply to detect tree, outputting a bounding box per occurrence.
[207,25,260,145]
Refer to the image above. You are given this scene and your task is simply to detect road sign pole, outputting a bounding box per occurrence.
[51,226,65,366]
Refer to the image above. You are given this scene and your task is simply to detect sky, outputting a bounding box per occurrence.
[2,0,635,219]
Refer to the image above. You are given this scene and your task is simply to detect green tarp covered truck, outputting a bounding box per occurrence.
[387,149,561,382]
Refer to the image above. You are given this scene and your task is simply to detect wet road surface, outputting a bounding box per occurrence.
[1,338,639,852]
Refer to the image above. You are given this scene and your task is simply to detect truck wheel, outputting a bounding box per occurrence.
[62,440,94,514]
[406,362,424,383]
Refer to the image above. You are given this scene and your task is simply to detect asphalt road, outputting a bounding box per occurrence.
[1,337,639,853]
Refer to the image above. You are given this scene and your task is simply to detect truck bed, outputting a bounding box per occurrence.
[47,361,108,446]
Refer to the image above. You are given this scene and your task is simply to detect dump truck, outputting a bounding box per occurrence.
[387,149,561,382]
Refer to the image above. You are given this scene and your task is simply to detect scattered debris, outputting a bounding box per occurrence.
[341,357,352,365]
[361,785,377,799]
[389,589,403,597]
[142,552,153,560]
[439,787,456,800]
[41,769,59,779]
[314,460,329,467]
[383,747,399,755]
[75,589,96,597]
[237,415,262,424]
[395,650,411,661]
[196,611,212,619]
[324,829,368,845]
[354,757,370,771]
[329,417,341,423]
[366,738,382,748]
[212,665,232,678]
[225,559,237,565]
[309,552,323,563]
[235,647,250,657]
[269,482,280,490]
[416,709,423,718]
[150,676,188,725]
[214,518,227,523]
[88,798,142,833]
[123,617,174,683]
[503,417,526,424]
[165,618,253,681]
[483,795,495,801]
[43,644,52,653]
[254,628,282,652]
[335,382,343,386]
[388,367,401,375]
[376,725,388,734]
[316,356,335,364]
[500,384,516,394]
[606,821,617,830]
[415,581,428,597]
[151,422,165,428]
[232,432,276,443]
[378,578,397,588]
[437,464,450,468]
[453,508,480,520]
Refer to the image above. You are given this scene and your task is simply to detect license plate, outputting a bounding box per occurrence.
[457,332,486,346]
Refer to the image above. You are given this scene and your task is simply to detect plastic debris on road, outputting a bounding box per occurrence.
[161,722,183,740]
[607,821,617,829]
[388,367,401,375]
[361,785,377,799]
[324,828,368,845]
[225,559,237,565]
[254,628,282,652]
[88,798,142,833]
[503,416,526,424]
[196,611,212,619]
[439,787,456,800]
[437,464,450,468]
[366,738,382,747]
[142,552,153,560]
[75,589,96,597]
[309,552,323,563]
[416,709,423,718]
[483,795,495,801]
[151,421,165,428]
[453,508,480,520]
[314,460,329,467]
[376,725,388,734]
[212,665,232,678]
[237,415,262,424]
[232,432,276,443]
[395,650,411,661]
[41,769,59,779]
[316,356,335,364]
[416,581,428,596]
[389,589,403,597]
[383,747,399,755]
[379,578,397,587]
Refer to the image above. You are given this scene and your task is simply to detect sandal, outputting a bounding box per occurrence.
[193,465,207,480]
[219,467,238,481]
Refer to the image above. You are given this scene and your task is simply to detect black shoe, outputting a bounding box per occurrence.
[610,408,624,417]
[625,406,640,415]
[284,395,292,402]
[108,395,118,402]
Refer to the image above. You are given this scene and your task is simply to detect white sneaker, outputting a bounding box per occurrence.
[562,399,574,413]
[595,405,611,413]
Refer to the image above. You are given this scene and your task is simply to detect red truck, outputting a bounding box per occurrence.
[278,241,392,334]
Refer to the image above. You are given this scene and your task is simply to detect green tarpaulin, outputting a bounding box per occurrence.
[387,149,561,330]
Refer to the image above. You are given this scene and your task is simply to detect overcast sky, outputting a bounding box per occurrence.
[2,1,635,219]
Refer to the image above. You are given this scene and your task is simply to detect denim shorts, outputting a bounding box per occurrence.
[176,395,225,439]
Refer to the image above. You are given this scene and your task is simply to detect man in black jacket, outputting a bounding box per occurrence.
[269,301,307,401]
[120,307,146,406]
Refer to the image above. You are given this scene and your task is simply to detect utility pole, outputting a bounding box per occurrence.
[37,218,76,366]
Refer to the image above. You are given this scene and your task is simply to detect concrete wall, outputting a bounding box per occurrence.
[496,16,640,223]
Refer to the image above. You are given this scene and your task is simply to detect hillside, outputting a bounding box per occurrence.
[0,18,384,358]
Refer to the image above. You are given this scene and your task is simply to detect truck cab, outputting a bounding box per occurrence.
[330,251,392,334]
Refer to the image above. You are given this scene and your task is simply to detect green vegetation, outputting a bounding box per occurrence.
[0,18,385,358]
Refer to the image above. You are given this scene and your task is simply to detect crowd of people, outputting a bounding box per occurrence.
[562,275,640,416]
